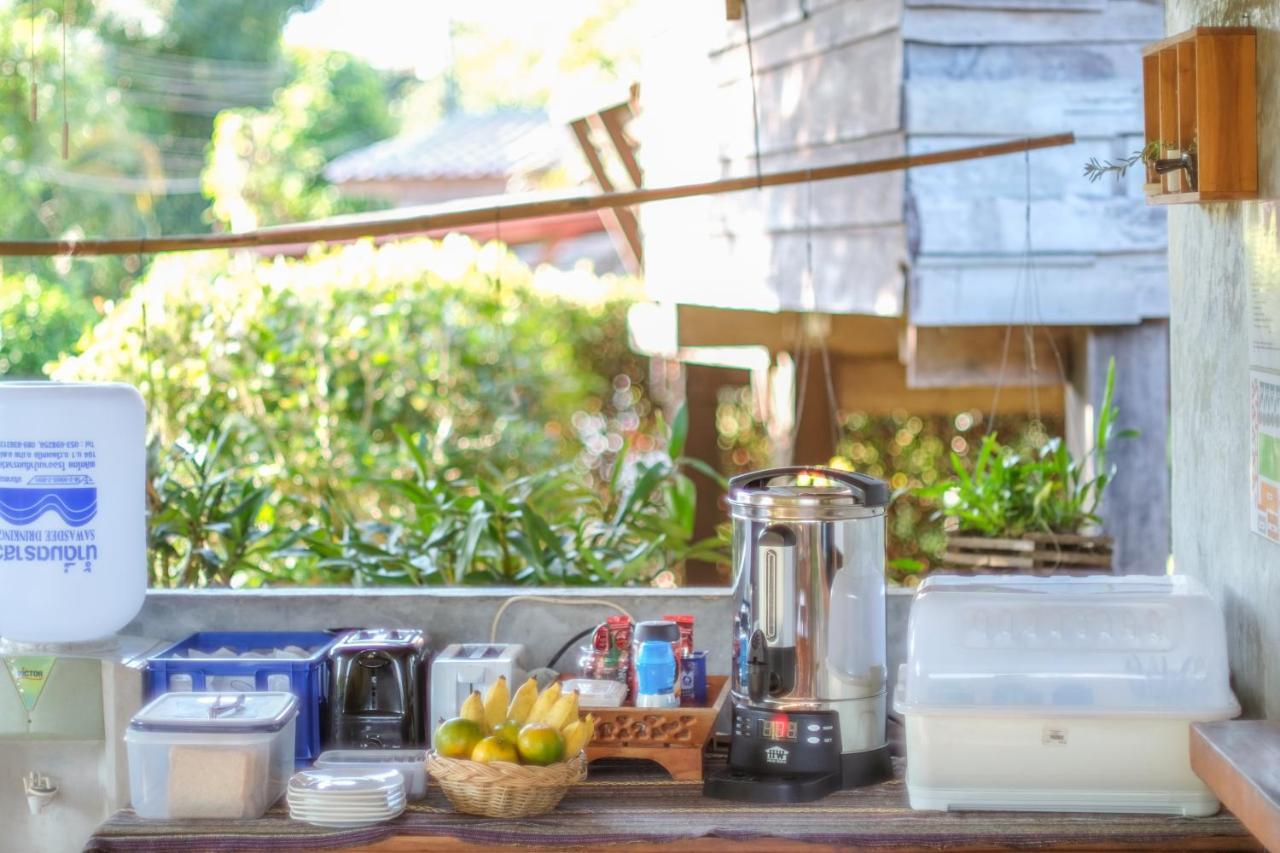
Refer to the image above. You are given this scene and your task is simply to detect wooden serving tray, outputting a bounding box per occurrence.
[582,675,729,782]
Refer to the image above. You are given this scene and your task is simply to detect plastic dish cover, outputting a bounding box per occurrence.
[898,575,1240,719]
[130,691,299,733]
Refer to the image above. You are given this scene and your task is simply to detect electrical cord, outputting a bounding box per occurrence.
[546,625,598,670]
[488,595,635,644]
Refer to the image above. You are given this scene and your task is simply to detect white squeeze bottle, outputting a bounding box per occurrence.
[0,382,147,644]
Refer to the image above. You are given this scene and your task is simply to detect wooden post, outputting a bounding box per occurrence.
[790,351,838,467]
[683,363,748,585]
[1066,320,1171,575]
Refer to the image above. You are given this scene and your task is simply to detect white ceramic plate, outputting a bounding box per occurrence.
[288,807,403,821]
[288,788,401,799]
[289,805,405,827]
[288,783,401,799]
[286,788,401,809]
[289,768,404,794]
[287,794,405,811]
[286,788,401,804]
[293,809,401,824]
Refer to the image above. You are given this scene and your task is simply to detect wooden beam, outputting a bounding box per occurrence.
[0,133,1076,257]
[905,325,1073,389]
[569,118,643,274]
[835,356,1065,416]
[598,104,644,190]
[677,305,902,358]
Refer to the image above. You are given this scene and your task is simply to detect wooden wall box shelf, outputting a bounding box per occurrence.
[940,532,1114,575]
[583,675,729,781]
[1142,27,1257,205]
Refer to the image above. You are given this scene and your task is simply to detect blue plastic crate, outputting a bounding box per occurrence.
[146,631,339,764]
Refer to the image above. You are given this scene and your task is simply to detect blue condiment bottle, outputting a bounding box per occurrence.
[635,639,678,708]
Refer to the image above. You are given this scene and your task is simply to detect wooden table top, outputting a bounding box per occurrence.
[88,755,1259,853]
[1191,720,1280,853]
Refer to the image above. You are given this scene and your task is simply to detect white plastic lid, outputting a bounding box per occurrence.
[562,678,627,708]
[129,691,299,733]
[898,575,1240,719]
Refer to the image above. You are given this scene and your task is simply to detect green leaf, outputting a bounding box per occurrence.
[668,403,689,461]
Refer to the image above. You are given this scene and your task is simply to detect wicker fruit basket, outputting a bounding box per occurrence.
[427,751,588,818]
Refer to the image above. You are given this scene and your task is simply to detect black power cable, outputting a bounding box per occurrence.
[546,624,600,671]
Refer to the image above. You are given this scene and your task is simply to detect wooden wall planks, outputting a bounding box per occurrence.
[638,0,1166,323]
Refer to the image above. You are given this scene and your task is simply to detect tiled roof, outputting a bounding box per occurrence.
[324,109,566,184]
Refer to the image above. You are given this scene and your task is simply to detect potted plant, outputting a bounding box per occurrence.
[917,358,1135,574]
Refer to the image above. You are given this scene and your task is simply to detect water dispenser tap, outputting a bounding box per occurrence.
[22,771,58,815]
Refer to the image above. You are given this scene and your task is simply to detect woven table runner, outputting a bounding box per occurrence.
[85,759,1255,852]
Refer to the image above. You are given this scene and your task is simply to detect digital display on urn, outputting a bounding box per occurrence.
[760,718,797,741]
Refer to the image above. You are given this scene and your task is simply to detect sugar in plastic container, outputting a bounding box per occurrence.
[126,692,299,819]
[0,382,147,644]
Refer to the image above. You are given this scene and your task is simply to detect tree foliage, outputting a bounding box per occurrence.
[204,48,401,230]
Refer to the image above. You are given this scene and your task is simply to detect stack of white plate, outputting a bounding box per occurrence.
[287,768,406,827]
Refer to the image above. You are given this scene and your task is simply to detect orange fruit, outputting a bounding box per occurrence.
[492,720,520,743]
[434,717,484,759]
[516,722,565,766]
[471,735,519,764]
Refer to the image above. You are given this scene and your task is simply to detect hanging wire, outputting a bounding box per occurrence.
[986,147,1069,438]
[986,149,1032,435]
[493,203,502,290]
[61,0,69,159]
[29,0,37,122]
[741,0,764,190]
[1022,150,1041,426]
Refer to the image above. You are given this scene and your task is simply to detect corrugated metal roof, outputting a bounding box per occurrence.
[324,109,567,184]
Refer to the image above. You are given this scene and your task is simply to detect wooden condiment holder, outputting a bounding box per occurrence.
[580,675,729,782]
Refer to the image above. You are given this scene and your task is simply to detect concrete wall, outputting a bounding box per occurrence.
[125,586,915,696]
[1166,0,1280,717]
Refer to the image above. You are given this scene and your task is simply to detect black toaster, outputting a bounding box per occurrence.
[327,629,429,749]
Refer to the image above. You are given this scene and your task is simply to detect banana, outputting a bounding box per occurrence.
[506,676,539,725]
[543,689,579,731]
[483,675,510,731]
[459,690,485,728]
[561,713,595,756]
[526,681,561,724]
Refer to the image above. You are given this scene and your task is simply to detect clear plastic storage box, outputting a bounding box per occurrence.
[126,692,298,819]
[562,678,628,708]
[895,575,1239,816]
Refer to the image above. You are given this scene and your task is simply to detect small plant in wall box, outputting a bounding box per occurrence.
[1082,140,1168,183]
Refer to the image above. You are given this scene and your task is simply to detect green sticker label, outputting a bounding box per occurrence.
[5,657,56,712]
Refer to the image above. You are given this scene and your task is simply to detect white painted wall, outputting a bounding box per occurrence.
[1166,0,1280,718]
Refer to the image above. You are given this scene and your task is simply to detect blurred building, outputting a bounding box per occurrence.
[325,109,624,272]
[631,0,1169,577]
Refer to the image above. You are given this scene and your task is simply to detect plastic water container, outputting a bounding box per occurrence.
[895,575,1240,816]
[0,382,147,644]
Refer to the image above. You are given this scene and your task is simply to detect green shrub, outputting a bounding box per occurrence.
[57,237,724,587]
[0,275,98,378]
[57,237,636,512]
[917,359,1135,538]
[714,384,1061,583]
